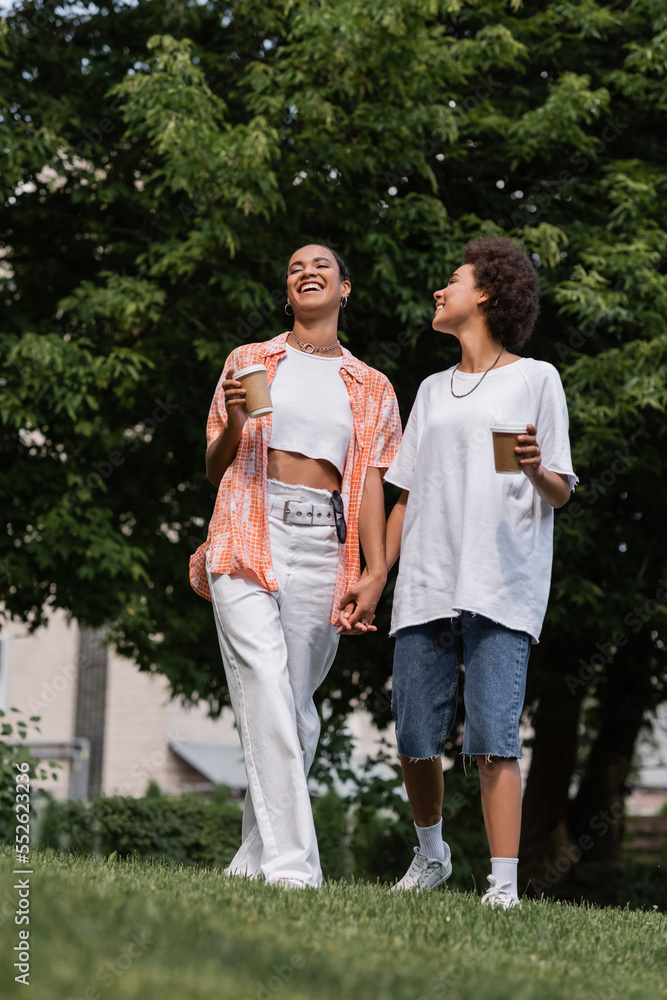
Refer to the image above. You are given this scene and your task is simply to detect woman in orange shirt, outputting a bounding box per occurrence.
[190,244,401,888]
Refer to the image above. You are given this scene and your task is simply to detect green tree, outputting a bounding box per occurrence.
[1,0,666,873]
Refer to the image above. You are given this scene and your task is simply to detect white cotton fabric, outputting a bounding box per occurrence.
[206,480,340,888]
[269,343,353,475]
[385,358,578,643]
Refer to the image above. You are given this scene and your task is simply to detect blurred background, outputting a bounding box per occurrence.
[1,0,666,905]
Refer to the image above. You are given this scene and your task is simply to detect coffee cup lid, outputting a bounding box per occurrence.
[491,424,527,433]
[234,364,267,379]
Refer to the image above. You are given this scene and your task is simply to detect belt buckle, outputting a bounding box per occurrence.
[282,501,315,524]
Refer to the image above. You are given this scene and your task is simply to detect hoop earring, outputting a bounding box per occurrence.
[284,303,294,316]
[340,297,348,309]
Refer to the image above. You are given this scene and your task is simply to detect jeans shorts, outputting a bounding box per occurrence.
[391,612,531,760]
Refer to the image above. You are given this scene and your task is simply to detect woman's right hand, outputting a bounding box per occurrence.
[223,369,248,433]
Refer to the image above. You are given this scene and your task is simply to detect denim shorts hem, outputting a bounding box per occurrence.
[396,749,443,762]
[460,749,522,761]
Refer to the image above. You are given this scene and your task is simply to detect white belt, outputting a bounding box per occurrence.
[268,497,334,526]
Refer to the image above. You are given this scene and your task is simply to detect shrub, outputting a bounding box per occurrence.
[39,782,356,879]
[39,784,243,867]
[544,860,667,911]
[0,708,58,844]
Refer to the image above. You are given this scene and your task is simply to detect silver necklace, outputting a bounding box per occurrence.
[289,331,341,354]
[450,347,505,398]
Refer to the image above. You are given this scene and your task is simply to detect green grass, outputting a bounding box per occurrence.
[1,847,665,1000]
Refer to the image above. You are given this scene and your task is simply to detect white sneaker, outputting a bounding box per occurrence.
[269,877,308,890]
[390,843,452,892]
[481,875,521,909]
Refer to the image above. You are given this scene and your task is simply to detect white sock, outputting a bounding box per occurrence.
[415,820,445,862]
[491,857,519,898]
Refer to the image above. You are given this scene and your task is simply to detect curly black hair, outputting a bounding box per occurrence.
[462,236,540,351]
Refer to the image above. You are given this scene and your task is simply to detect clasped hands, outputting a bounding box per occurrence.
[336,568,387,636]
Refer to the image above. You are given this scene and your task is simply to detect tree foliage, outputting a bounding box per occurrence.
[1,0,666,863]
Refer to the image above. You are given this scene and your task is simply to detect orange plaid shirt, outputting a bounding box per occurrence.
[189,332,402,623]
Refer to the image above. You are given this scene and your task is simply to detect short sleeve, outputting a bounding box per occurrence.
[383,378,431,491]
[368,380,403,471]
[534,363,578,492]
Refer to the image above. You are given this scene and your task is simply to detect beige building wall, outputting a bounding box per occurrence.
[1,610,79,796]
[0,608,241,799]
[103,648,239,797]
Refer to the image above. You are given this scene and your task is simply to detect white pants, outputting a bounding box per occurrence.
[206,479,340,887]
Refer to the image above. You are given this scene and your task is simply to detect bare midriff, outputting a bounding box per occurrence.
[267,449,341,492]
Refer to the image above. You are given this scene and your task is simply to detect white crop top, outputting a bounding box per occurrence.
[268,344,353,475]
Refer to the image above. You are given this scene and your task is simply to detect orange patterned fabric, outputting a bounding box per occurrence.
[189,332,402,623]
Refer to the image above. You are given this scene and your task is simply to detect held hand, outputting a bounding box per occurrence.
[223,369,249,433]
[516,423,541,477]
[336,600,375,636]
[336,572,386,636]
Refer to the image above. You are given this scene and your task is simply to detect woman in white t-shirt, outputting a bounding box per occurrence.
[382,235,577,907]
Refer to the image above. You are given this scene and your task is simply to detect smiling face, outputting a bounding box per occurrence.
[432,263,489,333]
[286,244,351,319]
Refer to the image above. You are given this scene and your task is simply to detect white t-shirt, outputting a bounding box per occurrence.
[269,343,353,475]
[385,358,577,643]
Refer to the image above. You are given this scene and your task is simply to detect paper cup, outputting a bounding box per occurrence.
[234,364,273,418]
[491,424,527,474]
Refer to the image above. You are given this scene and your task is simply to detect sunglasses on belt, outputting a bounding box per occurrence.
[331,490,347,544]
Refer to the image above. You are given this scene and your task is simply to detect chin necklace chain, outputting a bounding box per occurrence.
[289,331,341,354]
[450,346,505,398]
